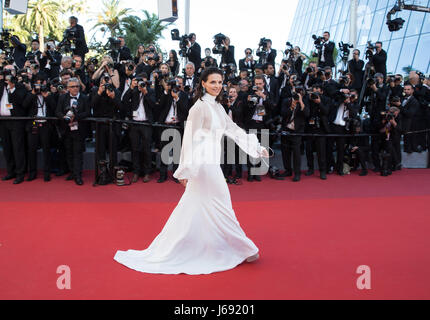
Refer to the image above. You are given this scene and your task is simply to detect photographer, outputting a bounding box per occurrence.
[71,55,88,93]
[26,39,43,63]
[55,78,91,186]
[372,42,387,79]
[257,39,276,66]
[387,74,404,98]
[118,60,136,99]
[23,76,57,182]
[116,37,132,63]
[244,75,271,182]
[39,40,62,79]
[92,55,120,89]
[327,90,354,176]
[219,37,236,67]
[317,32,335,69]
[304,84,331,180]
[66,16,89,61]
[401,84,420,154]
[285,46,305,78]
[345,118,369,176]
[121,73,156,184]
[302,62,318,90]
[263,63,280,115]
[199,48,218,75]
[157,76,191,183]
[91,74,122,166]
[222,87,245,185]
[378,107,402,176]
[408,71,427,153]
[0,65,28,184]
[184,62,198,97]
[348,49,365,90]
[167,50,180,76]
[366,73,389,171]
[322,67,341,99]
[186,33,202,70]
[280,88,310,182]
[387,96,403,170]
[239,48,257,75]
[9,35,27,69]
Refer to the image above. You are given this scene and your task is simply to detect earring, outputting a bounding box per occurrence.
[202,87,206,95]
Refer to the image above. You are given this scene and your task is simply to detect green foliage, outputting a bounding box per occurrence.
[92,0,132,38]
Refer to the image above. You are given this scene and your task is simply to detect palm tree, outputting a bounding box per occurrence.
[14,0,63,49]
[92,0,132,38]
[121,10,171,55]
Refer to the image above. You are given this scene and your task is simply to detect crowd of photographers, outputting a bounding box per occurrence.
[0,20,429,186]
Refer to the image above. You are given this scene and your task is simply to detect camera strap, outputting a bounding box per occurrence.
[36,96,46,118]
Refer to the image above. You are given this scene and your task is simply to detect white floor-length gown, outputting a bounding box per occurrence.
[114,93,266,275]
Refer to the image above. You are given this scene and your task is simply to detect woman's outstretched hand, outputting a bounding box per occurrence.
[260,147,270,158]
[180,179,188,188]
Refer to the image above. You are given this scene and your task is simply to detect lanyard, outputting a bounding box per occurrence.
[37,96,46,116]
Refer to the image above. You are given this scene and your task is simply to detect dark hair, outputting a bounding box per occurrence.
[263,63,274,71]
[31,39,40,44]
[376,41,383,46]
[324,31,330,36]
[169,49,178,61]
[193,67,224,104]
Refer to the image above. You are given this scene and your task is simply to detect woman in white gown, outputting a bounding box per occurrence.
[114,68,269,275]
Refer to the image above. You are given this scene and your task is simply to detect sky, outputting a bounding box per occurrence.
[80,0,299,66]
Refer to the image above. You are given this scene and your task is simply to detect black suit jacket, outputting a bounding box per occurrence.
[23,93,57,130]
[348,59,365,90]
[72,24,89,57]
[318,41,335,68]
[239,58,256,72]
[308,96,331,133]
[56,93,91,135]
[372,49,387,77]
[0,83,28,117]
[281,98,310,133]
[400,96,420,132]
[158,91,190,125]
[221,46,236,66]
[243,98,272,128]
[222,99,245,129]
[121,87,156,122]
[188,42,202,68]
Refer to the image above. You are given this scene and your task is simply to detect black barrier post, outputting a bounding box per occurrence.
[109,120,114,179]
[93,121,100,186]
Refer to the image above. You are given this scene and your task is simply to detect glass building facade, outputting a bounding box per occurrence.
[288,0,430,74]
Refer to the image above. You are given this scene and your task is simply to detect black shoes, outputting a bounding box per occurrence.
[75,177,84,186]
[359,169,368,176]
[293,174,301,182]
[173,178,180,184]
[44,174,51,182]
[254,175,262,182]
[157,176,167,183]
[27,173,37,182]
[247,175,254,182]
[2,174,16,181]
[305,169,314,176]
[320,172,327,180]
[13,177,24,185]
[66,174,75,181]
[279,171,292,177]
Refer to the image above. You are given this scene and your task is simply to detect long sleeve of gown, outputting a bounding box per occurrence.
[173,102,207,181]
[223,110,265,159]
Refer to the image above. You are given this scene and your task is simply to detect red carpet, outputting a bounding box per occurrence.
[1,169,430,300]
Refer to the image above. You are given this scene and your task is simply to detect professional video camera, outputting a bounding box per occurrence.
[212,33,227,55]
[0,29,15,63]
[339,41,353,62]
[312,34,324,57]
[365,41,376,60]
[58,26,78,53]
[171,29,191,58]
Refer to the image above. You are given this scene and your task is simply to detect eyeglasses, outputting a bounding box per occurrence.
[68,85,80,88]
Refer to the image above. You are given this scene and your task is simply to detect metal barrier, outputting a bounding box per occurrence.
[1,116,429,184]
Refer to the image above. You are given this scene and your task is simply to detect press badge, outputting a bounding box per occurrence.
[6,103,13,110]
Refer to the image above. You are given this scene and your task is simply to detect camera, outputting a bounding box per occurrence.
[33,83,49,94]
[381,111,395,121]
[339,41,353,62]
[138,79,152,88]
[49,77,65,91]
[58,27,77,52]
[310,92,320,101]
[104,83,115,92]
[167,79,180,93]
[212,33,227,55]
[171,29,191,58]
[107,37,121,51]
[284,41,294,56]
[366,41,376,60]
[64,108,76,124]
[0,29,15,62]
[312,34,324,56]
[102,73,111,83]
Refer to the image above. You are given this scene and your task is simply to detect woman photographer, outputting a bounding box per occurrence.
[134,45,146,65]
[92,55,120,88]
[167,50,180,76]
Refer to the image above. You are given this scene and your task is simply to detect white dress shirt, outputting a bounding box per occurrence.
[134,93,148,121]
